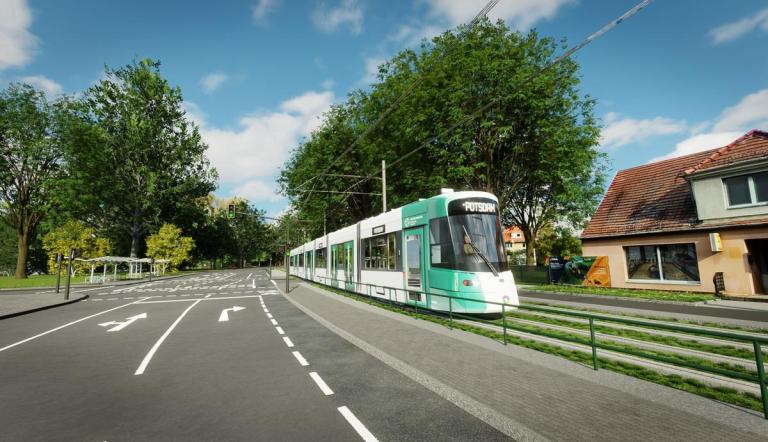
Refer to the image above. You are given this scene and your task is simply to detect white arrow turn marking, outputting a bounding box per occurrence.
[98,313,147,332]
[218,306,246,322]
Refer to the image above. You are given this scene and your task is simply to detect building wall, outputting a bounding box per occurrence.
[692,173,768,220]
[582,226,768,295]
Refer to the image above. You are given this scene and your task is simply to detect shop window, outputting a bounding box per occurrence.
[625,243,700,282]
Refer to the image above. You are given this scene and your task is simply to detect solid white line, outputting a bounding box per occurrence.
[292,350,309,366]
[0,298,150,353]
[134,299,202,375]
[270,319,278,325]
[266,313,273,319]
[309,372,334,395]
[282,337,294,348]
[338,406,378,442]
[275,326,285,335]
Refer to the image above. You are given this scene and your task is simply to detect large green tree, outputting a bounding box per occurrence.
[0,84,73,277]
[281,20,605,264]
[65,59,217,257]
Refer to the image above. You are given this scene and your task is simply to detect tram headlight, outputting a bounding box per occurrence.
[462,279,474,286]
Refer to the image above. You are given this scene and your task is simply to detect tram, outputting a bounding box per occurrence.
[289,189,519,315]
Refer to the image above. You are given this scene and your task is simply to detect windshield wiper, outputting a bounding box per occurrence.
[461,226,499,277]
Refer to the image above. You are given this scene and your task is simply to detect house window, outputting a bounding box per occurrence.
[724,172,768,207]
[624,243,700,283]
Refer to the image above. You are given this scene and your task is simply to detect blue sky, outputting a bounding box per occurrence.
[1,0,767,218]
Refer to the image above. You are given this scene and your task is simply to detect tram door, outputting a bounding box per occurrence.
[404,228,427,307]
[330,245,338,287]
[306,251,313,281]
[344,241,354,291]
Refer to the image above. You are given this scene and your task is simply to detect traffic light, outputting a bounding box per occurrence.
[227,204,236,219]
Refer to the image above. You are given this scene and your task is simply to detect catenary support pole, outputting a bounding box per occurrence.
[381,159,387,213]
[285,220,290,293]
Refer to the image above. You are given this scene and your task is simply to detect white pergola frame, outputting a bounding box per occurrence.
[76,256,170,284]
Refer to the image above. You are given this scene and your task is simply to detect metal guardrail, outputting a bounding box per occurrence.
[297,272,768,418]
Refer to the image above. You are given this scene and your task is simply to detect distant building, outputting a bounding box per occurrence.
[581,130,768,296]
[503,226,526,252]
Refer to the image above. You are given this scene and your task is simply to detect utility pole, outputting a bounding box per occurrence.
[64,249,75,300]
[285,220,290,293]
[55,253,62,294]
[382,159,387,213]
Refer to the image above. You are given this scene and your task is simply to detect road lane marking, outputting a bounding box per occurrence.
[218,306,246,322]
[0,298,151,353]
[338,406,378,442]
[309,372,334,395]
[282,337,294,348]
[134,299,203,375]
[270,319,278,325]
[135,295,262,304]
[275,326,285,335]
[98,313,147,332]
[266,313,273,319]
[292,351,309,366]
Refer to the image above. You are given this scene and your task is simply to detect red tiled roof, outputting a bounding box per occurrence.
[683,130,768,175]
[582,130,768,239]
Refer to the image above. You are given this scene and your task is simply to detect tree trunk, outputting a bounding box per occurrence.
[14,228,29,279]
[523,229,537,266]
[130,231,142,258]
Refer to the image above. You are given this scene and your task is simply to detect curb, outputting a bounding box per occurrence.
[0,294,90,320]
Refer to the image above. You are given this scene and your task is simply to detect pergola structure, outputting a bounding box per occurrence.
[76,256,170,284]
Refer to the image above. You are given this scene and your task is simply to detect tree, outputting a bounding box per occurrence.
[41,220,111,275]
[65,58,217,258]
[280,19,605,257]
[536,224,582,260]
[227,199,268,268]
[146,223,195,270]
[0,84,70,278]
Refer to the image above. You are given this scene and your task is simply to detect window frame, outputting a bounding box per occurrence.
[623,242,701,285]
[360,232,399,272]
[723,171,768,209]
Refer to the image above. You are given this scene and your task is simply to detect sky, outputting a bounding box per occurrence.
[1,0,767,218]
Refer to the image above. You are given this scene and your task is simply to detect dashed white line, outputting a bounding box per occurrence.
[282,337,294,348]
[292,351,309,366]
[266,313,273,319]
[275,326,285,335]
[338,406,378,442]
[270,319,278,325]
[309,372,334,395]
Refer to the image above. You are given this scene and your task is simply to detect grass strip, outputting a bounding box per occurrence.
[308,281,764,414]
[526,284,716,303]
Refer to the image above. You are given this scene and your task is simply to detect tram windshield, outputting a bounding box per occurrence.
[429,202,509,274]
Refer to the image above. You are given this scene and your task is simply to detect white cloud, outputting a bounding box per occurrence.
[648,88,768,163]
[424,0,575,31]
[231,179,285,203]
[389,23,444,46]
[709,8,768,44]
[198,90,334,201]
[362,56,385,84]
[200,72,229,93]
[712,89,768,132]
[252,0,278,24]
[0,0,38,70]
[599,112,686,150]
[19,75,62,95]
[312,0,364,35]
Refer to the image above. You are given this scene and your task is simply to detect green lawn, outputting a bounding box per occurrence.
[525,284,716,303]
[0,269,202,289]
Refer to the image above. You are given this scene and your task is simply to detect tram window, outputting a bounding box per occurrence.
[316,248,327,268]
[363,239,372,269]
[299,253,304,267]
[361,232,398,271]
[430,218,454,268]
[336,244,344,267]
[388,234,396,269]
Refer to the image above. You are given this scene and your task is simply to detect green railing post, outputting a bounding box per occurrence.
[754,341,768,420]
[502,304,507,345]
[589,317,598,370]
[449,297,453,330]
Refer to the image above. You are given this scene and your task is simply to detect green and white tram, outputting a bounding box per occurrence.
[289,189,519,315]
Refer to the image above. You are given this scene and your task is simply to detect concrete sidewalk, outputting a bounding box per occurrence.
[0,291,87,319]
[280,283,768,441]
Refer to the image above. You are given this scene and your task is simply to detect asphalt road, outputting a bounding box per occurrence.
[0,268,505,441]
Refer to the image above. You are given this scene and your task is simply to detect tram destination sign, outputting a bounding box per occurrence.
[448,198,498,216]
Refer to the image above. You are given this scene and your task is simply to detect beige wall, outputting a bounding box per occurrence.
[582,227,768,295]
[692,173,768,220]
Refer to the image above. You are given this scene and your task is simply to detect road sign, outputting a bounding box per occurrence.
[99,313,147,332]
[218,306,245,322]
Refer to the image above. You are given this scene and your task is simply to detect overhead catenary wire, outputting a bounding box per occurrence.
[329,0,653,214]
[294,0,504,203]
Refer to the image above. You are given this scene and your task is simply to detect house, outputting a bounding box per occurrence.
[581,130,768,296]
[503,226,526,252]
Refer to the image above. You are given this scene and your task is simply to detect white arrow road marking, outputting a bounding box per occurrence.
[218,306,246,322]
[98,313,147,332]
